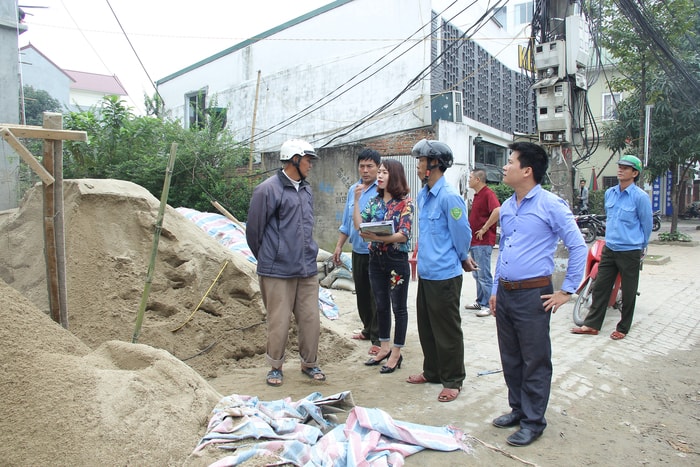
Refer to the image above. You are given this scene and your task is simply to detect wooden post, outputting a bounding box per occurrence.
[0,121,86,327]
[41,113,69,327]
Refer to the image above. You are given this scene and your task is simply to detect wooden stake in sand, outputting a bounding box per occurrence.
[132,143,178,343]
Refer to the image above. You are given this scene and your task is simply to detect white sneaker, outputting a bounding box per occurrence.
[475,308,492,317]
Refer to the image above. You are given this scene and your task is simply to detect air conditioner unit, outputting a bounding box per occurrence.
[431,91,463,123]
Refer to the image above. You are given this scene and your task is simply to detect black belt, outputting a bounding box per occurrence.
[499,275,551,291]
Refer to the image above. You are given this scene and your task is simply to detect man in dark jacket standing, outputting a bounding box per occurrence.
[246,139,326,387]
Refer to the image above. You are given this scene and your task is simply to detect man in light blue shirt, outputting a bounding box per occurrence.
[489,142,586,447]
[406,139,473,404]
[333,149,380,354]
[572,155,652,340]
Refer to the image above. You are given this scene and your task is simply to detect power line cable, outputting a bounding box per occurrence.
[320,0,507,147]
[238,0,469,148]
[104,0,165,106]
[614,0,700,104]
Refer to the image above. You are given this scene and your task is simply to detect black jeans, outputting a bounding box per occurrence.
[368,249,409,346]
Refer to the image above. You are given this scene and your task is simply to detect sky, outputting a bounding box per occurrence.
[18,0,335,113]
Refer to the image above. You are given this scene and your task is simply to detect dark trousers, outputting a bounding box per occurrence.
[352,252,378,344]
[584,246,641,334]
[496,283,553,433]
[369,249,410,346]
[416,276,465,389]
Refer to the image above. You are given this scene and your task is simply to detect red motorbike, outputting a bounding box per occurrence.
[573,239,643,325]
[572,239,621,326]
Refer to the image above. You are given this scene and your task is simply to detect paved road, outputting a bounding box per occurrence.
[453,219,700,425]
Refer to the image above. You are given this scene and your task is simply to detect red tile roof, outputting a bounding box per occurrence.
[64,70,127,95]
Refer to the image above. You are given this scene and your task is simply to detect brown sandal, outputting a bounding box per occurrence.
[406,373,429,384]
[438,387,460,402]
[610,331,626,340]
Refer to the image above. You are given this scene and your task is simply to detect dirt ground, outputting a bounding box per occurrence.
[0,179,698,466]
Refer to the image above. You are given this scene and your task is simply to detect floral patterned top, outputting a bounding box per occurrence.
[361,195,414,253]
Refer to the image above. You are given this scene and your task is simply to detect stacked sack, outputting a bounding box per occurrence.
[316,249,355,291]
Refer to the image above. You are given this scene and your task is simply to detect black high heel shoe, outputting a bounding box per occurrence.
[380,354,403,374]
[365,351,390,366]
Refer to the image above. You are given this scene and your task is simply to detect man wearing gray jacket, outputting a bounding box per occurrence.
[246,139,326,387]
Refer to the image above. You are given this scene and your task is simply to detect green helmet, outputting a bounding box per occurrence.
[618,155,642,172]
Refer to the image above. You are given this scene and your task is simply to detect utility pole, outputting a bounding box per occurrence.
[0,0,27,210]
[532,0,591,207]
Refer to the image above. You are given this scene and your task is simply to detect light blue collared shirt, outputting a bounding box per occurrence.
[416,177,471,280]
[493,184,587,295]
[338,180,378,254]
[604,183,653,251]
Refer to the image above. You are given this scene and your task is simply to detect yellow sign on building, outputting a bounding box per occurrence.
[518,44,535,72]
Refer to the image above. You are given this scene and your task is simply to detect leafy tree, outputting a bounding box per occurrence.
[144,92,167,118]
[63,96,253,219]
[21,85,62,125]
[595,0,695,146]
[596,0,700,232]
[17,86,63,191]
[492,183,514,204]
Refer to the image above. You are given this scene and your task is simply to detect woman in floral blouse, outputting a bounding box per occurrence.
[353,158,414,374]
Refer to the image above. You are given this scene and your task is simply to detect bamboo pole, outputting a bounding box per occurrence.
[248,70,261,174]
[132,143,178,343]
[211,200,246,230]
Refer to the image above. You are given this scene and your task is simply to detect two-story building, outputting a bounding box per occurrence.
[155,0,538,249]
[20,44,128,113]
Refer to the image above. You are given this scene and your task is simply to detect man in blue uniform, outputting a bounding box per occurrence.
[406,139,474,403]
[571,155,652,340]
[333,149,381,354]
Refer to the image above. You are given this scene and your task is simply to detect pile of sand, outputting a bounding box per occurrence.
[0,278,223,465]
[0,179,347,465]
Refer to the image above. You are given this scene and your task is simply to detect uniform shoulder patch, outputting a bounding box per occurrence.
[450,207,463,220]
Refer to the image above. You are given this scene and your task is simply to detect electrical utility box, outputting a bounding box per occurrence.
[536,82,572,143]
[534,40,567,81]
[431,91,463,124]
[565,15,590,89]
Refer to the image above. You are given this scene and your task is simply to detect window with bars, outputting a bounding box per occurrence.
[186,90,206,130]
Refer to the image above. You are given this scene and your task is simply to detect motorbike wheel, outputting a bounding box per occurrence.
[580,222,597,243]
[652,218,661,232]
[573,277,594,326]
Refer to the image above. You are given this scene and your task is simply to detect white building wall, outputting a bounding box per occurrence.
[69,89,111,111]
[157,0,530,154]
[19,47,72,111]
[438,0,530,72]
